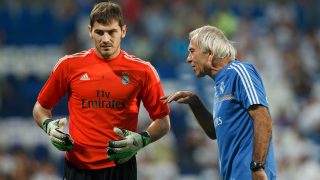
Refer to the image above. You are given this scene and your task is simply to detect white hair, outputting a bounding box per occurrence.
[189,25,236,59]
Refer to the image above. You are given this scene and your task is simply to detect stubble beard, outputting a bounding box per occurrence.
[98,47,114,59]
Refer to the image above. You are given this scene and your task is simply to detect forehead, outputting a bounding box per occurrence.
[188,38,199,50]
[91,19,121,30]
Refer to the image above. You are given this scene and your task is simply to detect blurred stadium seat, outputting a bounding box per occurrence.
[0,0,319,179]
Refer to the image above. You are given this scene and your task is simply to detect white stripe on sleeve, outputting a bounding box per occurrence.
[230,63,259,104]
[238,63,259,103]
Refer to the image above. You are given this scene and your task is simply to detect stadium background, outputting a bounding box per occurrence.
[0,0,320,179]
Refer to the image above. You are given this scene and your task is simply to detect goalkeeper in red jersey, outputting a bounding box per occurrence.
[32,2,170,180]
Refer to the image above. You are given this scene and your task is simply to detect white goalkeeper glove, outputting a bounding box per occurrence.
[107,127,151,164]
[42,118,73,151]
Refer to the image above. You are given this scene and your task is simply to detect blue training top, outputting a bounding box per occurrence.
[212,59,277,180]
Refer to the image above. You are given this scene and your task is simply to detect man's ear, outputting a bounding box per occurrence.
[88,25,93,39]
[208,51,214,61]
[208,51,215,63]
[121,25,127,38]
[208,52,216,69]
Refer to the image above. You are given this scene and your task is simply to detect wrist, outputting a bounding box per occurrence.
[42,118,54,133]
[139,131,151,147]
[188,95,200,106]
[250,160,265,172]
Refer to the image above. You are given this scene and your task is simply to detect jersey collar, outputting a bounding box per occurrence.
[92,48,124,62]
[212,59,237,81]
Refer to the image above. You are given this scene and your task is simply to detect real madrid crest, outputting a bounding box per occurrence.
[121,72,130,85]
[219,82,225,94]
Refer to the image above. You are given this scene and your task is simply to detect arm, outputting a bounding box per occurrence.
[33,101,73,151]
[161,91,216,139]
[249,105,272,163]
[146,115,170,142]
[107,115,170,164]
[33,101,53,127]
[249,104,272,179]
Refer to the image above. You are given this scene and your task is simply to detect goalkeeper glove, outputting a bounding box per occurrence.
[42,118,73,151]
[106,127,151,164]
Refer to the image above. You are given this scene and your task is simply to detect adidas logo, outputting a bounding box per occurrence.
[80,73,90,80]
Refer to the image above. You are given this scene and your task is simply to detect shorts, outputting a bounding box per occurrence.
[63,157,137,180]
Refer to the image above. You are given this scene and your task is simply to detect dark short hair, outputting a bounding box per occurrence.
[89,1,124,28]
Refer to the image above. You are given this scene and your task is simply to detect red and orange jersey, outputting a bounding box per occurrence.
[38,49,169,169]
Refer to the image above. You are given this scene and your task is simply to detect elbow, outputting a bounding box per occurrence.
[154,115,170,136]
[205,124,216,140]
[32,102,39,119]
[163,116,171,135]
[207,133,217,140]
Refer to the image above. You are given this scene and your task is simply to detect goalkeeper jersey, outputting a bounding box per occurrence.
[212,60,277,179]
[38,49,169,169]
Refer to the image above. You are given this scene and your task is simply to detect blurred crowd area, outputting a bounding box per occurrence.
[1,0,320,179]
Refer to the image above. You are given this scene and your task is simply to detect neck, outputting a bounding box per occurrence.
[209,57,232,77]
[95,49,121,60]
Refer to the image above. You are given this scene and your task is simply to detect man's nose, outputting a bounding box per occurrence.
[186,55,192,63]
[102,33,111,42]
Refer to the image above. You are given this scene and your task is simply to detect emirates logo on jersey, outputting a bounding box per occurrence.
[121,72,130,85]
[81,90,125,109]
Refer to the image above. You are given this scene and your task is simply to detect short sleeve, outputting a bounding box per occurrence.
[37,57,70,109]
[140,63,170,120]
[232,63,268,109]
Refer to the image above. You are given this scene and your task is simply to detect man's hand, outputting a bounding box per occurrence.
[160,91,197,104]
[42,118,73,151]
[107,127,151,164]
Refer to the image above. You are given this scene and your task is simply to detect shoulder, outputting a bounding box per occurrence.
[227,60,258,78]
[122,51,160,81]
[123,51,152,67]
[53,49,93,72]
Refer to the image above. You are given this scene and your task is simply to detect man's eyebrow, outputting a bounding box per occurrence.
[94,28,118,32]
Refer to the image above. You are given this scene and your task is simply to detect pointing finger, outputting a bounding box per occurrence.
[160,95,168,100]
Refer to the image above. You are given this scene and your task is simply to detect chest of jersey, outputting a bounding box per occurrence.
[213,79,243,136]
[69,62,143,109]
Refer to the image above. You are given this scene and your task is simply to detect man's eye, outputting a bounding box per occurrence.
[108,30,117,35]
[95,31,104,36]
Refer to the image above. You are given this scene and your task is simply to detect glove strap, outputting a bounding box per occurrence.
[139,131,151,147]
[42,118,54,133]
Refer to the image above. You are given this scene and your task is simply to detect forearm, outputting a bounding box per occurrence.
[253,118,272,162]
[33,101,52,127]
[188,96,216,139]
[250,105,272,163]
[146,115,170,142]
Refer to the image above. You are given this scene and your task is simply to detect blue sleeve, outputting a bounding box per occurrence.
[232,63,268,109]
